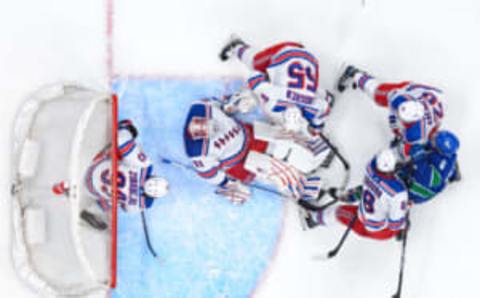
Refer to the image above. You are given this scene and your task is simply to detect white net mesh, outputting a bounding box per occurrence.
[11,84,114,298]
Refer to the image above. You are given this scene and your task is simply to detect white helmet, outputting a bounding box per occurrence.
[144,177,169,198]
[397,100,424,123]
[375,149,397,173]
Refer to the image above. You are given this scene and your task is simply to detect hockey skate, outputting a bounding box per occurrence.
[449,161,462,183]
[80,210,108,231]
[219,36,247,61]
[298,205,321,230]
[337,65,359,92]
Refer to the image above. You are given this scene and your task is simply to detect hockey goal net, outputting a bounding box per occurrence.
[11,84,118,297]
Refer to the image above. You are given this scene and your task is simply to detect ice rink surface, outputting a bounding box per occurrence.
[113,79,285,298]
[1,0,480,297]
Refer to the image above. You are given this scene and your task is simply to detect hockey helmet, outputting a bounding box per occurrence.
[375,149,398,173]
[397,100,424,123]
[188,116,209,139]
[144,177,169,198]
[187,116,221,140]
[433,130,459,155]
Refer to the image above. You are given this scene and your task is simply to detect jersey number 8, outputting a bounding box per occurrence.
[362,189,376,214]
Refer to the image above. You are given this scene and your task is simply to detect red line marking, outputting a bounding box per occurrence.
[107,0,114,90]
[110,94,119,289]
[106,0,117,290]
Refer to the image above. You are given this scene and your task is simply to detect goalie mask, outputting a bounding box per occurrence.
[143,177,169,198]
[187,116,220,140]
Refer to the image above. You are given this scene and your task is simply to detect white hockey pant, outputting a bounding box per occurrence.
[253,121,332,174]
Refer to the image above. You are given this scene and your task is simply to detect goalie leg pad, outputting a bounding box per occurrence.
[286,138,332,174]
[215,180,251,205]
[244,151,322,200]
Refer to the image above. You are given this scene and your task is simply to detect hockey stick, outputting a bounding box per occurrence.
[313,131,351,197]
[297,188,343,212]
[159,156,291,200]
[140,210,162,262]
[313,213,358,260]
[392,212,410,298]
[316,131,350,172]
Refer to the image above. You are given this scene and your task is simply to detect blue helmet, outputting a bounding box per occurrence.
[433,130,459,155]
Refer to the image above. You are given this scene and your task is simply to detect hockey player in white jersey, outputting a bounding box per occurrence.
[337,66,444,161]
[219,37,334,138]
[302,149,409,240]
[53,119,168,230]
[184,98,325,204]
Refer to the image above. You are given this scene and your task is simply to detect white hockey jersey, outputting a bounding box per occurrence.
[357,72,445,158]
[358,159,409,232]
[184,100,251,185]
[247,46,332,133]
[85,121,155,212]
[387,84,444,147]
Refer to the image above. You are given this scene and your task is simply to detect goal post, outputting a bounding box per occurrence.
[11,83,119,297]
[110,94,119,289]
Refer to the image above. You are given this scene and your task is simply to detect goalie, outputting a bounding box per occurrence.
[183,98,340,205]
[53,119,169,230]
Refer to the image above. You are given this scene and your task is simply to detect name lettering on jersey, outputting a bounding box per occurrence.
[128,170,139,206]
[364,175,382,198]
[213,126,241,150]
[421,101,434,125]
[286,89,314,105]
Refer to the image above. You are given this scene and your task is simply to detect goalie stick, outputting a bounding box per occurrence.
[141,210,162,263]
[159,157,292,200]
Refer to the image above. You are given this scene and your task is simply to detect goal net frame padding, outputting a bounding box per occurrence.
[11,83,118,298]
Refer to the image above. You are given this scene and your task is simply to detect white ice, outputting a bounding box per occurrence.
[1,0,480,297]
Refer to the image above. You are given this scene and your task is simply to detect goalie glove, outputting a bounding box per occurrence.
[222,90,258,115]
[215,179,251,205]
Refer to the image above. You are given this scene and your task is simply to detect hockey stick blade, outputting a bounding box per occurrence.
[312,250,337,261]
[312,243,344,261]
[314,214,357,261]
